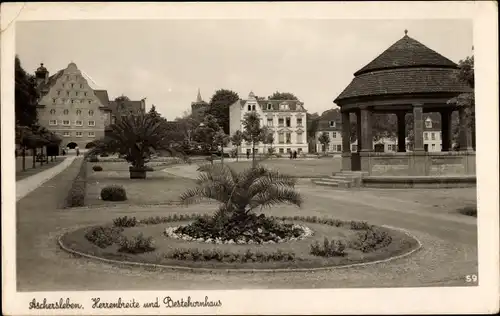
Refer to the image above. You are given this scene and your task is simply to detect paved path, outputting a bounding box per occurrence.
[16,162,478,291]
[16,156,78,202]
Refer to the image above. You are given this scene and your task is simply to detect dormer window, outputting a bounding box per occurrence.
[57,90,61,95]
[248,105,251,111]
[279,103,289,110]
[329,120,336,127]
[52,98,56,103]
[267,103,272,110]
[89,110,94,116]
[425,118,432,128]
[76,92,79,96]
[80,84,83,88]
[71,83,74,88]
[66,91,70,96]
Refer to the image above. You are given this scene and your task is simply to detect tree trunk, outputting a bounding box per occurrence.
[236,146,239,162]
[32,148,36,168]
[220,146,224,166]
[252,142,256,168]
[22,146,26,171]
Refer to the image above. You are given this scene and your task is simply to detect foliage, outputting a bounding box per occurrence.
[457,206,477,217]
[268,91,299,100]
[242,112,265,167]
[85,225,124,248]
[138,214,202,225]
[88,156,99,163]
[100,185,127,201]
[230,130,244,161]
[166,248,296,262]
[114,95,131,102]
[192,114,222,152]
[206,89,240,134]
[350,226,392,253]
[310,238,346,257]
[65,160,87,208]
[92,165,103,172]
[15,56,39,128]
[350,221,371,230]
[318,132,330,152]
[113,216,138,227]
[213,128,230,164]
[118,233,155,254]
[88,113,186,170]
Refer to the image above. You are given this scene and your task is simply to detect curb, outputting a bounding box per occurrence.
[58,225,422,274]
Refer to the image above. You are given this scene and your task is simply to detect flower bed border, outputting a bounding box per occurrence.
[59,214,422,273]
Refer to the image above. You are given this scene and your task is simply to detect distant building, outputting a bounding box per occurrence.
[107,97,147,124]
[34,62,112,149]
[229,91,309,155]
[191,89,208,121]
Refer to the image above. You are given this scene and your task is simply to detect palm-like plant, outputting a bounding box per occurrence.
[180,164,302,220]
[89,113,186,178]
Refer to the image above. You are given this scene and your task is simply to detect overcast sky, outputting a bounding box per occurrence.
[16,19,472,120]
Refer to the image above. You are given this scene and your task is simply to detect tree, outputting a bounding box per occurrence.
[242,112,264,168]
[89,113,186,179]
[261,126,274,154]
[230,130,244,162]
[179,164,302,241]
[114,95,131,103]
[15,56,39,128]
[268,91,299,100]
[193,114,221,152]
[213,128,230,165]
[206,89,240,134]
[318,132,330,153]
[147,105,162,122]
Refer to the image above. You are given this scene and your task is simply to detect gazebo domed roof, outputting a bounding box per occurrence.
[335,33,471,104]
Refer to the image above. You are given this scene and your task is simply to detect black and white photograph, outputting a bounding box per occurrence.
[2,2,498,315]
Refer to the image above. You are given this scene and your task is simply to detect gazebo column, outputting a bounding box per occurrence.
[396,111,406,152]
[356,111,362,151]
[458,107,474,151]
[412,104,425,152]
[359,106,373,152]
[341,110,352,171]
[440,108,453,151]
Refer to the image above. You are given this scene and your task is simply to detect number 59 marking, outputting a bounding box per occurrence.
[466,274,478,283]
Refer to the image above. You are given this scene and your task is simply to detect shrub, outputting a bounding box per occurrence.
[118,233,155,254]
[113,216,137,228]
[350,227,392,253]
[350,221,371,230]
[165,248,296,262]
[92,165,103,172]
[458,206,477,217]
[101,185,127,201]
[85,225,124,248]
[88,156,99,163]
[65,160,88,208]
[100,153,109,157]
[310,237,346,257]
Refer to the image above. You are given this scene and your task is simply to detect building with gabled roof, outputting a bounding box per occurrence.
[229,91,309,155]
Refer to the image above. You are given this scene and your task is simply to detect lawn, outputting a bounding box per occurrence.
[16,157,67,181]
[224,157,342,178]
[85,161,197,206]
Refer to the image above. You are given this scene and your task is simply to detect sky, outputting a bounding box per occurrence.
[16,19,472,120]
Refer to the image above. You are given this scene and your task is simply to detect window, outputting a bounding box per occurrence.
[285,117,291,127]
[424,132,428,140]
[112,116,116,124]
[64,109,69,115]
[253,148,259,154]
[286,132,291,144]
[278,132,285,144]
[267,118,273,126]
[76,92,79,96]
[76,132,83,137]
[88,120,95,126]
[296,132,303,144]
[286,148,291,153]
[67,91,70,96]
[76,109,81,115]
[88,100,92,104]
[62,120,70,126]
[88,132,95,137]
[267,103,272,110]
[66,75,70,80]
[89,110,94,116]
[71,100,75,104]
[52,98,56,103]
[298,148,303,153]
[337,145,342,152]
[84,92,88,96]
[248,105,251,111]
[279,148,284,154]
[80,84,83,88]
[425,119,432,128]
[63,131,70,137]
[252,105,256,111]
[431,132,435,140]
[296,118,302,126]
[49,120,57,126]
[75,120,83,126]
[332,132,337,138]
[352,144,357,151]
[432,144,436,150]
[57,90,61,95]
[329,120,336,127]
[71,83,74,88]
[278,118,284,126]
[50,109,56,115]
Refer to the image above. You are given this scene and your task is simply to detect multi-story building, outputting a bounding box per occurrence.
[107,97,146,124]
[229,91,308,155]
[34,62,112,149]
[314,110,445,153]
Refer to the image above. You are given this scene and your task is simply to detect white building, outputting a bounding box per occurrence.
[229,92,309,155]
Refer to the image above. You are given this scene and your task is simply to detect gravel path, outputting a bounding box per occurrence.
[16,165,478,291]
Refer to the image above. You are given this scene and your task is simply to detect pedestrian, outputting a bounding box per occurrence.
[76,147,80,156]
[246,151,250,160]
[62,148,66,156]
[289,151,293,159]
[293,150,297,159]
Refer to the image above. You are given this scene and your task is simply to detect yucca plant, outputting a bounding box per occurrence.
[178,164,303,241]
[88,113,187,179]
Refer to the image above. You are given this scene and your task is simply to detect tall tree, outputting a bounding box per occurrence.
[230,130,244,162]
[15,56,39,128]
[268,91,299,100]
[242,112,264,168]
[206,89,240,134]
[114,95,131,102]
[318,132,330,153]
[193,114,221,152]
[213,128,230,165]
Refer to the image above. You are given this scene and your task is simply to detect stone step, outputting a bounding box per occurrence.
[311,178,353,188]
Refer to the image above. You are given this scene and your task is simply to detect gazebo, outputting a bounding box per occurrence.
[334,31,474,177]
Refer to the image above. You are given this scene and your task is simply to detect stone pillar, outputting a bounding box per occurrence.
[459,107,474,151]
[360,106,373,152]
[341,111,352,171]
[356,111,362,151]
[396,111,406,152]
[412,104,424,152]
[440,109,452,152]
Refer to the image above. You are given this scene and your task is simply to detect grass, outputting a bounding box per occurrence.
[16,157,67,181]
[60,218,419,270]
[223,158,342,178]
[85,161,197,206]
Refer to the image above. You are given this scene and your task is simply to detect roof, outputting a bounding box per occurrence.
[237,99,306,112]
[354,35,458,76]
[316,109,343,131]
[108,100,144,114]
[335,34,471,104]
[38,70,64,96]
[94,90,110,106]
